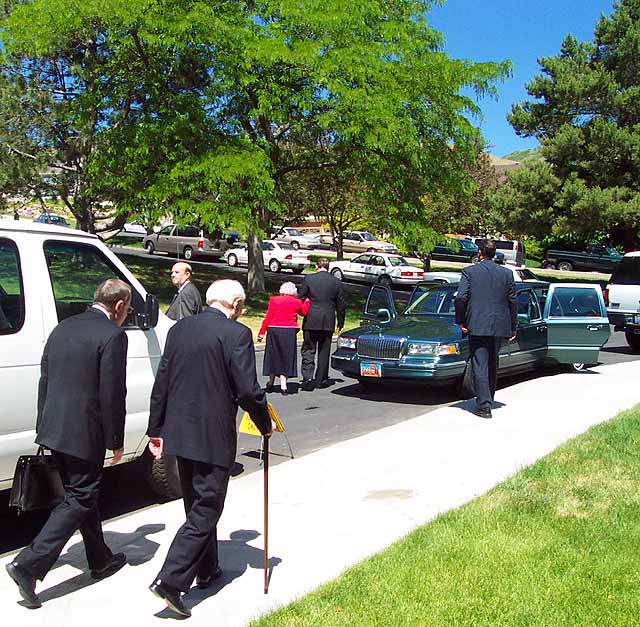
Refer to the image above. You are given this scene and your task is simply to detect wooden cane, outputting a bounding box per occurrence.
[263,435,269,594]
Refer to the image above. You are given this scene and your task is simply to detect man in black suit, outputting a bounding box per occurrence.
[455,240,517,419]
[298,257,346,390]
[147,279,272,618]
[6,279,132,609]
[166,262,202,321]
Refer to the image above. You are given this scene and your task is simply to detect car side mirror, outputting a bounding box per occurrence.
[138,293,159,330]
[376,308,391,322]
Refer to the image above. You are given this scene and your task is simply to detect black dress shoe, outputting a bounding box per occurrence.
[301,379,315,391]
[280,388,288,396]
[149,579,191,618]
[91,552,127,580]
[6,561,41,609]
[473,407,492,419]
[265,383,274,393]
[196,566,223,589]
[317,379,331,389]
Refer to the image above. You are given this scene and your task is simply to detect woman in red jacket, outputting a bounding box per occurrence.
[257,281,310,394]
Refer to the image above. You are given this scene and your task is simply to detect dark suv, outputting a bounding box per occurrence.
[430,239,505,264]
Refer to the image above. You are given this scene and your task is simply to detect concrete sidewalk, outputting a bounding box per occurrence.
[2,360,639,626]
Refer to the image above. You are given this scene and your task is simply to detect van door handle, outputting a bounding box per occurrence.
[587,325,601,331]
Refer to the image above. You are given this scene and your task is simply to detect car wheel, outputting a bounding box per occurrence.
[471,255,479,264]
[227,253,238,267]
[625,330,640,351]
[367,247,375,252]
[145,241,155,254]
[378,275,392,288]
[291,268,304,274]
[458,361,474,399]
[331,268,344,281]
[145,452,182,501]
[571,362,586,371]
[542,261,556,270]
[291,241,300,250]
[269,259,281,273]
[329,243,337,251]
[183,246,193,260]
[557,261,573,272]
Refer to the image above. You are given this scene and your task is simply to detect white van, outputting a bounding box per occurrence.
[0,220,179,497]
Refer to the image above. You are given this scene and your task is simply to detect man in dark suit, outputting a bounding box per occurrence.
[6,279,132,609]
[298,257,346,390]
[166,262,202,321]
[147,279,272,618]
[455,240,517,419]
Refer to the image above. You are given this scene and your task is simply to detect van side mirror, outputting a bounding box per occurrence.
[376,308,391,322]
[138,293,159,330]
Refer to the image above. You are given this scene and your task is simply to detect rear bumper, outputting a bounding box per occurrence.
[607,309,640,331]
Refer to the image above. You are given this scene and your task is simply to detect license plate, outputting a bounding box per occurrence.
[360,362,382,377]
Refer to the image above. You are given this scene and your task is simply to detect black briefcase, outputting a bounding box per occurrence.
[9,446,65,514]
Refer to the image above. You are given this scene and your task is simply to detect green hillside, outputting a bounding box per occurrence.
[503,147,543,163]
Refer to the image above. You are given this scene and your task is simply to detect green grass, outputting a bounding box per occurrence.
[252,406,640,627]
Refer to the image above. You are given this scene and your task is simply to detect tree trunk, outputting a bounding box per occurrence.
[247,232,266,295]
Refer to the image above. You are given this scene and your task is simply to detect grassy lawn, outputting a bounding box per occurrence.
[252,405,640,627]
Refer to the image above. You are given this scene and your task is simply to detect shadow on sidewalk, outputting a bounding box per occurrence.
[35,523,165,604]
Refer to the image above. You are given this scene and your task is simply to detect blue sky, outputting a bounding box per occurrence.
[427,0,615,157]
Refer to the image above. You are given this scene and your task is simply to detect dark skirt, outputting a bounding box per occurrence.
[263,327,299,377]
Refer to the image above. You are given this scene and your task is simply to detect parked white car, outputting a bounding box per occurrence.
[0,220,179,497]
[271,226,320,250]
[225,240,311,273]
[329,253,424,287]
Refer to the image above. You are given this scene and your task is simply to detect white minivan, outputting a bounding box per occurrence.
[0,220,179,497]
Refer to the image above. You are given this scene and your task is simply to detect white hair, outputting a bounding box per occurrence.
[279,281,298,296]
[206,279,246,306]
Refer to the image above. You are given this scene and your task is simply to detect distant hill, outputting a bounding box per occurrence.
[502,147,543,163]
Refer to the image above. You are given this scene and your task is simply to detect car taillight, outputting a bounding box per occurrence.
[401,271,415,277]
[285,254,293,260]
[514,242,519,251]
[604,288,609,306]
[197,239,204,250]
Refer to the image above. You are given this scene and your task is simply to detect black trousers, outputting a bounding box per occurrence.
[156,457,230,592]
[15,451,112,580]
[469,335,502,411]
[301,329,333,383]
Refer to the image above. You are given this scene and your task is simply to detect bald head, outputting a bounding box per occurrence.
[171,262,193,288]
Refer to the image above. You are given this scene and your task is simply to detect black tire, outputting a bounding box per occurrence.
[291,268,304,274]
[269,258,281,273]
[471,255,479,264]
[572,362,586,371]
[367,247,375,252]
[625,330,640,351]
[331,268,344,281]
[542,261,556,270]
[183,246,194,261]
[378,275,392,288]
[227,253,238,267]
[145,241,155,254]
[557,261,573,272]
[291,241,300,250]
[458,361,474,399]
[145,453,182,501]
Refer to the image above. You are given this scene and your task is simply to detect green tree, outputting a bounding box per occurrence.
[503,0,640,249]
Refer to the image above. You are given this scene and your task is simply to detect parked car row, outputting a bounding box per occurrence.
[225,240,310,273]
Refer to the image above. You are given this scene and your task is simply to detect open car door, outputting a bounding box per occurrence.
[543,284,610,365]
[362,285,397,325]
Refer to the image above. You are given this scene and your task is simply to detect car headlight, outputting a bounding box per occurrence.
[407,342,459,356]
[337,337,357,350]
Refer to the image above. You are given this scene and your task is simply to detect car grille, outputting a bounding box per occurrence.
[357,336,404,360]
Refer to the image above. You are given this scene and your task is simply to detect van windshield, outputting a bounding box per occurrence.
[610,257,640,284]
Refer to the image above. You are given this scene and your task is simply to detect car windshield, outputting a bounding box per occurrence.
[403,285,457,316]
[457,239,477,250]
[277,242,295,250]
[387,256,410,266]
[286,228,305,236]
[359,232,377,241]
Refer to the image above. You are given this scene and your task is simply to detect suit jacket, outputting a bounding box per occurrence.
[454,259,517,337]
[297,271,346,331]
[36,308,128,464]
[166,281,202,321]
[147,307,271,468]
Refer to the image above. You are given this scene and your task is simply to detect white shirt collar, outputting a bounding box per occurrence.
[91,304,111,320]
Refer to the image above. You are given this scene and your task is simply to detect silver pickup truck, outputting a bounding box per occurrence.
[142,224,230,261]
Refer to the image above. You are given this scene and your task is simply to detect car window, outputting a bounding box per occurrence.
[609,257,640,284]
[404,285,457,316]
[458,239,477,251]
[43,240,142,327]
[286,228,305,236]
[0,238,25,334]
[548,287,602,318]
[360,232,376,241]
[388,256,409,266]
[517,290,541,324]
[493,241,514,250]
[176,226,199,237]
[277,242,295,250]
[158,225,174,236]
[364,287,392,316]
[371,256,386,266]
[261,242,275,251]
[352,254,371,264]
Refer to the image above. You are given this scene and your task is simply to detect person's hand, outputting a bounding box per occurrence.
[257,335,264,343]
[459,324,469,335]
[508,332,517,342]
[148,437,163,460]
[109,448,124,465]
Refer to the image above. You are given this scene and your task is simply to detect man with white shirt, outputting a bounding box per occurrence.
[166,262,202,320]
[6,279,131,609]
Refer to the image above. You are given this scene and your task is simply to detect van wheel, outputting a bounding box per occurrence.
[557,261,573,272]
[145,452,182,501]
[291,241,300,250]
[227,253,238,267]
[183,246,194,260]
[145,241,155,254]
[269,259,281,273]
[572,362,586,371]
[458,361,474,399]
[367,247,375,252]
[625,330,640,351]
